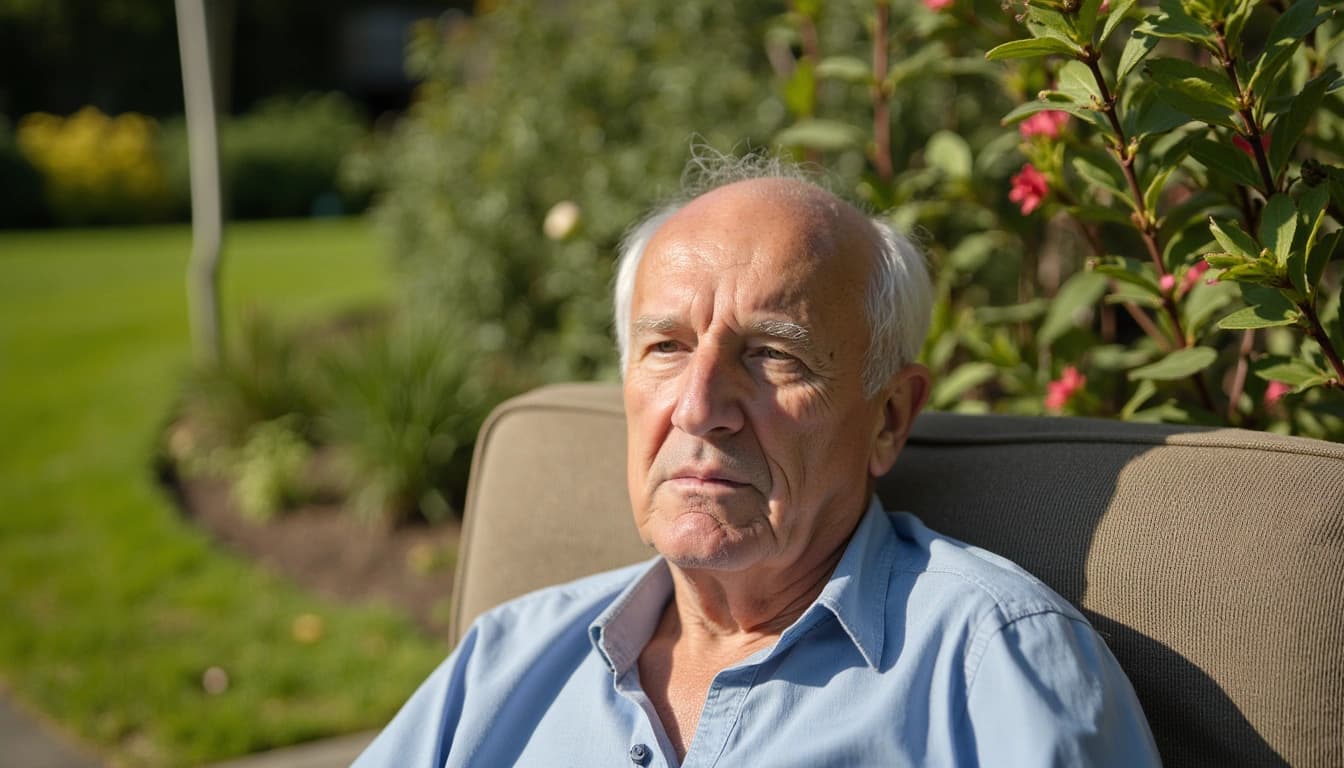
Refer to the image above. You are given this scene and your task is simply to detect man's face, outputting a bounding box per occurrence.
[623,179,894,575]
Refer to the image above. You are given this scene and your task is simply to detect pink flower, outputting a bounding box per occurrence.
[1009,164,1049,215]
[1233,132,1271,159]
[1180,261,1210,295]
[924,0,954,9]
[1045,366,1086,412]
[1018,110,1070,140]
[1264,380,1291,407]
[1159,274,1177,294]
[1100,0,1110,11]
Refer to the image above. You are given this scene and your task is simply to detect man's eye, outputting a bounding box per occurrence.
[651,341,681,354]
[755,346,794,362]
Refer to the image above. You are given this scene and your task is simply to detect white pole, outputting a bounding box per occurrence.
[174,0,225,365]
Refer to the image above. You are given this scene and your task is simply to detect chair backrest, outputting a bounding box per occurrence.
[454,382,1344,767]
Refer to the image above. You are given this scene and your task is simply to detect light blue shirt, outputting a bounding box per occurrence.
[355,500,1160,767]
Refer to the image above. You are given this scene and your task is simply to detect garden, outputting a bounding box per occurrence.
[2,0,1342,764]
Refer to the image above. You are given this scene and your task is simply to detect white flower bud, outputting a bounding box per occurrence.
[543,201,581,241]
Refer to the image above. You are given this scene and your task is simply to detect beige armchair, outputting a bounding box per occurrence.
[452,382,1344,767]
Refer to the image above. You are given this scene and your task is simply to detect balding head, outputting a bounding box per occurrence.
[614,158,931,397]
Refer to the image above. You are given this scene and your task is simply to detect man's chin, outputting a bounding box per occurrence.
[647,509,768,571]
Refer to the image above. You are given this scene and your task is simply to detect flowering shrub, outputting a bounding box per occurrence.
[16,107,172,225]
[770,0,1344,439]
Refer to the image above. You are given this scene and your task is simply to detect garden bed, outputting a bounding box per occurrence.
[172,472,460,640]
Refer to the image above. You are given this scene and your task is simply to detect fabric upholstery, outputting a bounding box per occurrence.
[454,382,1344,767]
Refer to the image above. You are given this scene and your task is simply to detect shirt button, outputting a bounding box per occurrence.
[629,743,651,765]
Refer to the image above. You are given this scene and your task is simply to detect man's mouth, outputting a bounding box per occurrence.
[669,470,750,489]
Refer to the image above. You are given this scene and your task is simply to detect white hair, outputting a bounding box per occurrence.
[613,151,932,398]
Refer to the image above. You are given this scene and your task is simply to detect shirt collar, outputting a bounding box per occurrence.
[588,497,895,672]
[791,496,893,668]
[589,556,672,674]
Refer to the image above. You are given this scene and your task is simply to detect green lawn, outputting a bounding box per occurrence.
[0,218,444,766]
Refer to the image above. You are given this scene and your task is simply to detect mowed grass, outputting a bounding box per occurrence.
[0,219,444,766]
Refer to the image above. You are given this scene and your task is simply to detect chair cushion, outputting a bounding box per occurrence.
[456,382,1344,767]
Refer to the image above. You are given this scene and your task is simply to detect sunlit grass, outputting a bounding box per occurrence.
[0,218,443,766]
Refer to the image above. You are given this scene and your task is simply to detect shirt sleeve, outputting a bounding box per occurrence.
[963,611,1161,767]
[352,626,480,768]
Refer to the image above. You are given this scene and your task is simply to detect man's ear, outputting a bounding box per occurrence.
[869,363,931,478]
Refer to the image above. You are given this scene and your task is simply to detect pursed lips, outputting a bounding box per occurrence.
[667,468,752,489]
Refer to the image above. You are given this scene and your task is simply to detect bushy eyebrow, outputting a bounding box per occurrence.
[747,318,812,348]
[631,315,813,349]
[630,315,680,336]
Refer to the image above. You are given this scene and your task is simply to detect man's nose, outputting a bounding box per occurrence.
[671,344,746,436]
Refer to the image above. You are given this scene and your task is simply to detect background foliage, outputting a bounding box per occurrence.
[188,0,1344,530]
[8,94,370,226]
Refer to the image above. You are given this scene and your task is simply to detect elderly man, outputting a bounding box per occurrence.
[355,160,1160,766]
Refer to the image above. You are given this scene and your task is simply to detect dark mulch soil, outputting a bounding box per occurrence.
[175,475,460,640]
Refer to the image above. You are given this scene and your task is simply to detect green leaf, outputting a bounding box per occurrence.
[1189,138,1264,190]
[1104,283,1163,308]
[1158,188,1219,242]
[1077,0,1106,43]
[1265,0,1326,46]
[1025,4,1081,46]
[1039,271,1108,349]
[986,37,1082,60]
[1125,82,1194,136]
[1144,166,1177,217]
[1092,344,1156,371]
[1204,252,1244,269]
[1219,260,1282,285]
[1072,155,1131,204]
[1100,0,1141,46]
[1023,95,1110,130]
[1000,95,1080,125]
[885,44,946,89]
[1224,0,1256,50]
[926,130,973,180]
[1120,378,1159,418]
[1117,31,1160,83]
[1218,296,1299,329]
[1057,60,1102,106]
[1208,217,1264,260]
[1307,230,1342,295]
[1146,0,1216,45]
[931,362,998,409]
[1145,58,1239,125]
[814,56,873,84]
[947,233,1000,273]
[1258,194,1297,269]
[976,299,1049,325]
[1065,203,1136,226]
[1253,357,1330,387]
[1128,346,1218,380]
[1091,256,1162,294]
[1267,69,1334,176]
[1184,279,1234,334]
[1300,182,1330,255]
[1247,1,1326,99]
[1165,227,1214,273]
[783,59,816,117]
[773,119,864,152]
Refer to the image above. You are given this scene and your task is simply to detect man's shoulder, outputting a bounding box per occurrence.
[884,510,1085,627]
[471,558,656,633]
